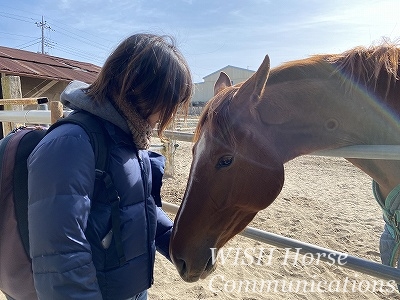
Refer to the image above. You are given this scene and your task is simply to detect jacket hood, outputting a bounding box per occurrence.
[61,80,131,134]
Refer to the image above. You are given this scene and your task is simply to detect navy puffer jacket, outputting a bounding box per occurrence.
[27,117,172,300]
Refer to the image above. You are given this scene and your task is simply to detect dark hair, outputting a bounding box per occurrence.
[85,33,193,136]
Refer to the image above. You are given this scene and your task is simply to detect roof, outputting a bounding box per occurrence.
[203,65,255,80]
[0,45,101,84]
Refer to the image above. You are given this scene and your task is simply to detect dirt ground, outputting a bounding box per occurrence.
[2,141,399,300]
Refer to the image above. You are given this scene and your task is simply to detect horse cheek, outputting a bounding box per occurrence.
[237,160,285,211]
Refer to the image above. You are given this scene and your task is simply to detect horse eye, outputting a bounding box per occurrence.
[216,155,234,169]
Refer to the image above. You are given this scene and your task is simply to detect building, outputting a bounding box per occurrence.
[191,65,255,106]
[0,45,101,103]
[0,45,101,137]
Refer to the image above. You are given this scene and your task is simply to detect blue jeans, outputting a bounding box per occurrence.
[4,290,148,300]
[126,290,147,300]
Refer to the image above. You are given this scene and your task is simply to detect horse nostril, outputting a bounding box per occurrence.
[174,257,187,275]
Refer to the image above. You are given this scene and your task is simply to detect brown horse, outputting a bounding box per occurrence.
[169,42,400,282]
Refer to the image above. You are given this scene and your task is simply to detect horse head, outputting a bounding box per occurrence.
[170,55,285,282]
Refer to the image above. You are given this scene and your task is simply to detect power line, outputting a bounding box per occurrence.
[33,16,108,62]
[0,31,36,39]
[50,27,109,51]
[0,10,111,50]
[51,40,104,61]
[16,38,41,47]
[50,23,110,51]
[52,45,104,64]
[0,11,34,23]
[45,14,114,47]
[35,16,52,54]
[1,10,109,64]
[18,40,41,50]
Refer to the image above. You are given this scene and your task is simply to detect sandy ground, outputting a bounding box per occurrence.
[2,141,399,299]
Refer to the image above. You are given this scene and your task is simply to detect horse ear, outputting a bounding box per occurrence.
[214,72,232,96]
[253,55,290,125]
[252,55,270,101]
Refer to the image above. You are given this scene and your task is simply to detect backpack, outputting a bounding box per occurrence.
[0,111,125,299]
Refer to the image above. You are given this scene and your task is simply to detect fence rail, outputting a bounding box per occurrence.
[0,110,400,160]
[3,109,399,160]
[162,202,400,283]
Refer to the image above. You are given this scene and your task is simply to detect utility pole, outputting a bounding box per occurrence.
[35,16,51,54]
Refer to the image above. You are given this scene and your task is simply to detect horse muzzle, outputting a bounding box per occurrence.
[172,253,216,282]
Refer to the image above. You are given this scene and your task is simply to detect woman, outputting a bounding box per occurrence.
[27,33,193,300]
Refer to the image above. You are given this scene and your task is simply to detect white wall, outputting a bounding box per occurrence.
[191,66,255,105]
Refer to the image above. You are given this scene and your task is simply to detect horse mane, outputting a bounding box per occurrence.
[328,42,399,94]
[269,40,400,96]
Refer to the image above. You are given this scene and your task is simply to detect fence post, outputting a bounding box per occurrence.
[161,140,174,178]
[0,75,23,137]
[50,101,63,124]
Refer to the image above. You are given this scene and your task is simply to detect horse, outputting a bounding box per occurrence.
[169,42,400,283]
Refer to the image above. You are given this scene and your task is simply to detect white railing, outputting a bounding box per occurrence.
[162,202,400,283]
[1,109,399,160]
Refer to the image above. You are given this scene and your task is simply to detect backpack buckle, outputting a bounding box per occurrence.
[95,169,120,203]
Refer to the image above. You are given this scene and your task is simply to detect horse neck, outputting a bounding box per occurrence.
[257,78,400,164]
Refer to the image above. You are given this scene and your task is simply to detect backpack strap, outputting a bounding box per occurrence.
[48,111,108,172]
[95,168,126,266]
[48,111,126,266]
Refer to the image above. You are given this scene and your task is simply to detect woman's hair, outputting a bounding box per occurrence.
[85,33,193,136]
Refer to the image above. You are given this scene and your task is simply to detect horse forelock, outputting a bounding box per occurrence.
[194,88,237,145]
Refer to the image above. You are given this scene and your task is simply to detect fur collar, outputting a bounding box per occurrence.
[112,95,153,150]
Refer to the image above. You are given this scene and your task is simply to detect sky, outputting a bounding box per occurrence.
[0,0,399,83]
